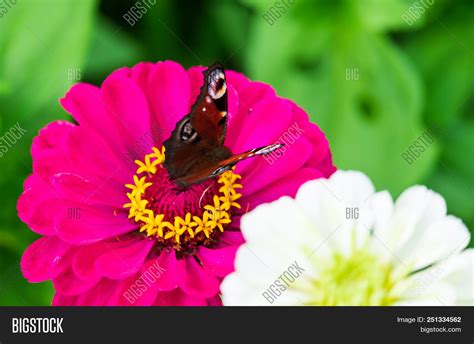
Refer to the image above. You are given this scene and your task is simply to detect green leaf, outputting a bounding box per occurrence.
[0,0,96,306]
[405,2,474,245]
[84,17,145,83]
[0,0,96,184]
[0,0,96,128]
[404,3,474,127]
[241,0,429,31]
[244,6,436,195]
[0,247,53,306]
[427,120,474,246]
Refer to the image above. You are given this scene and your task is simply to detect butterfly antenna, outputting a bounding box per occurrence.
[252,143,284,157]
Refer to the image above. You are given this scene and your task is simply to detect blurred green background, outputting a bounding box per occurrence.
[0,0,472,305]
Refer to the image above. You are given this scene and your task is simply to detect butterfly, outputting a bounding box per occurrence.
[163,63,283,188]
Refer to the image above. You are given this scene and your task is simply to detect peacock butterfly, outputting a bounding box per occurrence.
[163,63,283,188]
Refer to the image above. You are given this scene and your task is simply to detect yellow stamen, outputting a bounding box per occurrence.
[220,188,242,210]
[123,146,242,248]
[125,175,152,196]
[135,154,160,174]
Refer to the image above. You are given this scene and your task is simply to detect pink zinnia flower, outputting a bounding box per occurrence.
[18,61,335,306]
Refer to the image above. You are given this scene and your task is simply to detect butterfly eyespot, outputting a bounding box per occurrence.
[180,120,197,142]
[208,69,226,100]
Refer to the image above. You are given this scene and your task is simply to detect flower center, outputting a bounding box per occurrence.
[303,247,410,306]
[123,147,242,254]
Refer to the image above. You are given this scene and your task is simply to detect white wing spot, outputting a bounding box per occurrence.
[208,69,226,99]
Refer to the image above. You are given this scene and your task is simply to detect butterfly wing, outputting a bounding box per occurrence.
[176,143,284,187]
[163,64,232,187]
[189,63,228,146]
[163,63,284,188]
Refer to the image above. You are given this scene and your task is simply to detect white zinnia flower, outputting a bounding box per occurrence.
[221,171,473,306]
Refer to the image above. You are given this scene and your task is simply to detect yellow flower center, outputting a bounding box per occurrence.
[123,146,242,252]
[303,246,410,306]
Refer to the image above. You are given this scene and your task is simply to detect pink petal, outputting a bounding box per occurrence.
[21,236,69,283]
[64,127,132,183]
[53,251,100,296]
[187,65,206,105]
[232,97,293,165]
[55,203,136,245]
[72,240,129,280]
[239,136,313,196]
[290,103,336,175]
[154,288,207,306]
[72,244,103,281]
[197,245,238,277]
[226,84,239,140]
[52,293,80,306]
[141,250,178,291]
[207,295,223,306]
[303,123,331,168]
[176,256,220,299]
[78,279,121,306]
[226,70,249,91]
[101,69,154,158]
[32,150,70,180]
[53,273,100,296]
[243,168,323,209]
[95,238,154,279]
[147,61,191,143]
[112,274,159,306]
[130,62,155,97]
[53,279,119,306]
[219,231,245,246]
[51,173,126,208]
[317,152,337,177]
[31,121,75,164]
[60,83,132,161]
[226,81,276,147]
[17,176,59,236]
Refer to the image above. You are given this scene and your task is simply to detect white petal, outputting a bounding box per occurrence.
[369,190,394,239]
[396,282,456,306]
[267,290,309,306]
[296,170,376,255]
[430,249,474,305]
[368,191,397,259]
[401,215,470,270]
[221,273,266,306]
[384,186,447,257]
[229,192,329,306]
[395,186,447,228]
[442,249,474,305]
[399,249,473,306]
[221,272,311,306]
[240,196,324,263]
[232,244,275,285]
